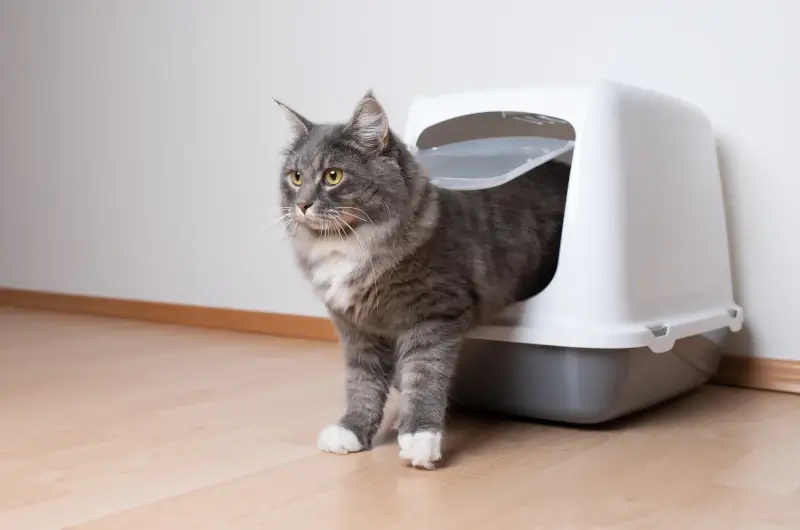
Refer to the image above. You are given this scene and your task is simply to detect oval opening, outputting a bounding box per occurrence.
[415,111,576,311]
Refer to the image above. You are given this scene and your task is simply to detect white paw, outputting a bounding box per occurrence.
[316,424,363,455]
[398,431,442,470]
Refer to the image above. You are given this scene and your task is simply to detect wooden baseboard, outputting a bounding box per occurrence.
[2,287,799,395]
[712,354,800,394]
[0,287,337,342]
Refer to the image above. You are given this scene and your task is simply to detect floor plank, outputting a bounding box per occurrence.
[1,308,799,529]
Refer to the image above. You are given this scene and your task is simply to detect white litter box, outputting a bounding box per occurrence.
[405,80,744,424]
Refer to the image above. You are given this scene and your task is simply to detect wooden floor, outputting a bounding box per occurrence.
[2,308,800,529]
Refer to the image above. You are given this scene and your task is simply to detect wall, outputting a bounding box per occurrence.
[0,0,796,359]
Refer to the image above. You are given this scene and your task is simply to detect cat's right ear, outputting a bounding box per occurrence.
[346,90,390,152]
[273,98,314,137]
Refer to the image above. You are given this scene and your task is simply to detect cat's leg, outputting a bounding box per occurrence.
[394,319,464,470]
[317,318,393,455]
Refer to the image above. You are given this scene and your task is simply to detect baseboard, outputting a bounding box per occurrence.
[0,287,337,342]
[1,287,799,395]
[712,354,800,394]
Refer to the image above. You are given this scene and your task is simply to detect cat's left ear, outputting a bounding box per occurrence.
[347,90,389,151]
[273,98,314,138]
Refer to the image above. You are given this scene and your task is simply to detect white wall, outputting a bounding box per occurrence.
[0,0,796,359]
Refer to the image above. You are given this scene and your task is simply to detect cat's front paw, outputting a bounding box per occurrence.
[398,431,442,470]
[317,424,363,455]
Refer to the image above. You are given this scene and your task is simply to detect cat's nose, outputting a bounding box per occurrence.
[296,201,312,214]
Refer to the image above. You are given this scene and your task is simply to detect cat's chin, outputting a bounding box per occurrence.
[294,216,327,232]
[300,217,359,235]
[296,219,335,237]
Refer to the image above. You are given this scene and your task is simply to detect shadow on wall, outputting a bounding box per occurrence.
[715,137,752,357]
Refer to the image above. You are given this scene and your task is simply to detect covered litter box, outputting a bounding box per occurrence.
[405,80,744,424]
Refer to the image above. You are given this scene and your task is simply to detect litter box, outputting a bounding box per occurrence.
[405,80,744,424]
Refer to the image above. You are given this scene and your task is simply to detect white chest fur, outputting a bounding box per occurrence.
[302,236,369,312]
[310,254,361,311]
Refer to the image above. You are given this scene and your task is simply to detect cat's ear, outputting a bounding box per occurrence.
[347,90,389,151]
[273,98,314,137]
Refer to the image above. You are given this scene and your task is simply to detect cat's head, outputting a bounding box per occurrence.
[275,92,415,237]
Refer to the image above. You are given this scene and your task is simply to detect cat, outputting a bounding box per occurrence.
[275,91,569,469]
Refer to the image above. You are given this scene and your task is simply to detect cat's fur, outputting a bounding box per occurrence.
[275,92,569,469]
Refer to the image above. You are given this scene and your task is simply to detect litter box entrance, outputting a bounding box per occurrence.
[413,111,576,192]
[413,111,575,301]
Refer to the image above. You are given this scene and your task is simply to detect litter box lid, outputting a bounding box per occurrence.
[413,136,575,190]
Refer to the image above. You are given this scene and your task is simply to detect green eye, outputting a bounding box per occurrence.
[288,170,301,186]
[324,168,343,186]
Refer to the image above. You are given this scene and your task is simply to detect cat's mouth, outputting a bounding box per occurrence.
[296,214,334,231]
[296,213,360,234]
[295,215,327,231]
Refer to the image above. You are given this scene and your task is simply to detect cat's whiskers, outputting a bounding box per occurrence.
[336,206,374,226]
[331,217,347,247]
[260,212,294,234]
[338,212,369,224]
[378,199,393,223]
[313,217,341,240]
[325,219,338,241]
[278,217,293,235]
[257,211,297,251]
[335,213,380,316]
[288,219,299,244]
[259,206,295,236]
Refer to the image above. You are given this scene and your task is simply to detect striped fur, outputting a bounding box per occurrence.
[276,92,569,468]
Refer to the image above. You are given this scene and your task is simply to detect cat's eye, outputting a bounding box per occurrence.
[288,170,301,186]
[324,168,343,186]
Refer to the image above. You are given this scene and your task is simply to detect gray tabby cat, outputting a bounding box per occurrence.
[275,91,569,470]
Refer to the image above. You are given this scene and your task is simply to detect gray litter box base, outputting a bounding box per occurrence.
[451,334,723,425]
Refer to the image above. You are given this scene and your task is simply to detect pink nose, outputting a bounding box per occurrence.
[296,201,312,214]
